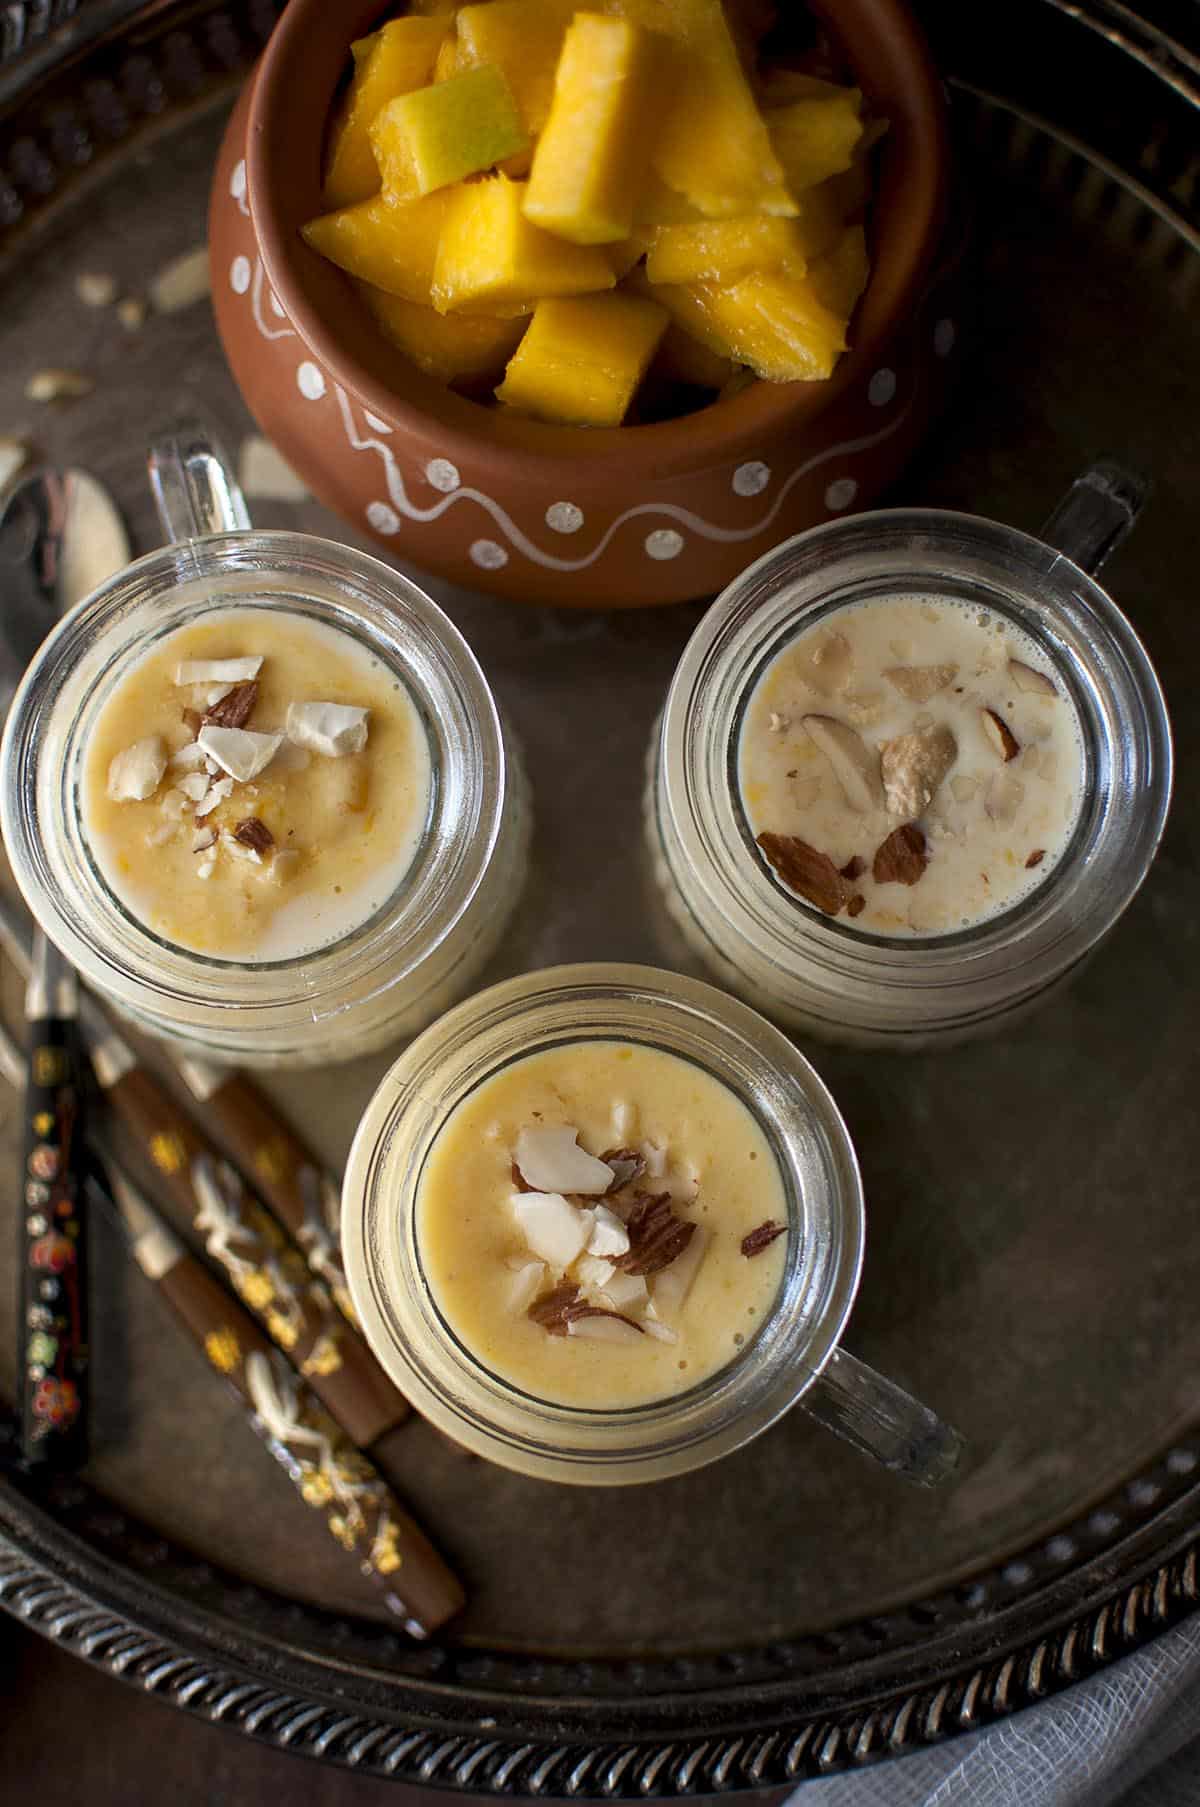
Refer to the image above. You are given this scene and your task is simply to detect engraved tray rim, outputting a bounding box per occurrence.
[2,0,1200,1790]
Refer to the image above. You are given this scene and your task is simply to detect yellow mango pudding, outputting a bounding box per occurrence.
[2,528,530,1065]
[300,1,885,424]
[84,608,431,962]
[416,1041,789,1409]
[343,964,890,1486]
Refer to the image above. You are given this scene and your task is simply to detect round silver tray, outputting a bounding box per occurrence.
[0,0,1198,1791]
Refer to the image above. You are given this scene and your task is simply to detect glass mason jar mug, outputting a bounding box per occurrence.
[342,963,963,1487]
[1,428,530,1065]
[646,464,1172,1048]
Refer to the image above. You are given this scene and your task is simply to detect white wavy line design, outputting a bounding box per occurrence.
[251,256,296,342]
[334,383,918,572]
[231,158,250,218]
[233,178,933,572]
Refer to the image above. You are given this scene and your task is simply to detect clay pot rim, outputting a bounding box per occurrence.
[245,0,949,478]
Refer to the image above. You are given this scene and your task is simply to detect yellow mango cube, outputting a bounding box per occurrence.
[496,293,668,425]
[757,70,848,107]
[634,174,706,227]
[653,319,736,389]
[767,93,863,197]
[602,0,795,218]
[524,14,663,245]
[653,272,847,381]
[322,17,449,210]
[645,215,808,285]
[302,190,451,304]
[807,225,870,318]
[432,176,616,314]
[369,66,528,200]
[456,0,577,136]
[356,284,527,386]
[433,33,460,82]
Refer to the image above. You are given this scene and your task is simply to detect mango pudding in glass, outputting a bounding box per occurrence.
[1,433,529,1065]
[343,964,962,1486]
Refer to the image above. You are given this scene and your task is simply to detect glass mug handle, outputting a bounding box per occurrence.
[147,423,251,542]
[801,1347,965,1488]
[1040,459,1149,578]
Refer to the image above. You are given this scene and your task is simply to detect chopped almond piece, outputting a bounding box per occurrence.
[981,708,1020,762]
[757,832,852,916]
[872,823,929,886]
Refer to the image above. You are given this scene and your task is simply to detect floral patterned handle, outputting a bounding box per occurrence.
[87,1165,464,1639]
[175,1063,359,1326]
[18,1014,88,1468]
[98,1061,409,1449]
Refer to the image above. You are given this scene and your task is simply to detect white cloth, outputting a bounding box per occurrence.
[790,1615,1200,1805]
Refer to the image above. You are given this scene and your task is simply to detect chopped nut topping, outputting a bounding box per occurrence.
[514,1125,614,1196]
[117,297,147,332]
[872,823,929,886]
[26,367,93,402]
[1008,658,1057,697]
[981,708,1020,762]
[795,629,852,696]
[847,893,866,918]
[175,657,263,687]
[802,715,883,813]
[882,662,958,702]
[1026,848,1046,868]
[880,724,957,818]
[839,856,867,881]
[150,245,210,314]
[107,736,167,802]
[985,771,1025,824]
[76,271,117,308]
[741,1221,786,1258]
[527,1282,583,1336]
[203,680,259,730]
[600,1147,646,1192]
[233,816,274,855]
[610,1192,696,1277]
[566,1308,645,1342]
[198,725,283,783]
[757,832,855,916]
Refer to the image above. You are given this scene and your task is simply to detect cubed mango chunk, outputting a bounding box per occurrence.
[432,175,616,314]
[645,214,808,285]
[524,14,663,245]
[767,93,863,196]
[302,190,451,304]
[652,319,737,389]
[652,271,848,381]
[322,17,449,209]
[602,0,795,218]
[634,174,707,227]
[496,293,668,424]
[456,0,577,135]
[806,225,870,318]
[433,33,461,82]
[356,284,527,386]
[757,70,849,107]
[370,65,528,200]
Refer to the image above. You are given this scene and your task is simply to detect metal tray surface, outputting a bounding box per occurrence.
[0,0,1198,1791]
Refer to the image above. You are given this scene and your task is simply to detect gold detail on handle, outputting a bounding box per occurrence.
[236,1269,274,1311]
[299,1466,334,1507]
[32,1047,68,1087]
[265,1308,299,1350]
[300,1331,344,1378]
[150,1130,188,1174]
[253,1138,290,1186]
[205,1327,240,1373]
[371,1520,403,1576]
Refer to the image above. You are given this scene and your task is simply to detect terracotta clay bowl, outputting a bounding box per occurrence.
[210,0,958,608]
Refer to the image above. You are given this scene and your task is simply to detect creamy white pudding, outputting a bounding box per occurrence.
[739,594,1085,935]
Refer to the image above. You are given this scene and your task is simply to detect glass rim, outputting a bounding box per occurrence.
[342,962,866,1485]
[0,527,508,1037]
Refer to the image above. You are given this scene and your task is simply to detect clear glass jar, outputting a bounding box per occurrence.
[342,962,962,1487]
[646,465,1172,1049]
[0,430,530,1065]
